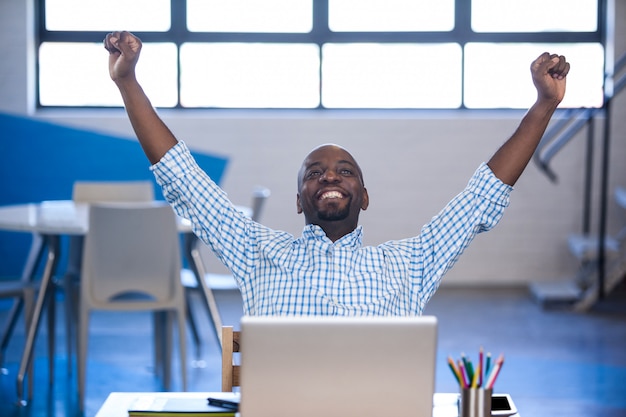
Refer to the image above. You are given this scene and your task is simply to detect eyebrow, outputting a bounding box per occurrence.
[299,158,364,187]
[306,159,355,169]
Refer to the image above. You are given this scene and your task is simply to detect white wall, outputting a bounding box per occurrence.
[2,1,625,286]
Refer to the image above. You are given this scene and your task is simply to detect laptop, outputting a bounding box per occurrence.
[239,315,438,417]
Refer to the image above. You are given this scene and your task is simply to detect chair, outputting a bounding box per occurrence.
[77,202,187,411]
[72,180,155,203]
[0,281,35,365]
[0,234,43,399]
[248,186,271,223]
[182,186,270,353]
[221,326,241,392]
[0,232,58,400]
[62,180,155,373]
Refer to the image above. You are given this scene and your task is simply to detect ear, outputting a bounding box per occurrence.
[296,194,303,214]
[361,188,369,211]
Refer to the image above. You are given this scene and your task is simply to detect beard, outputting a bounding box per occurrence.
[317,202,350,221]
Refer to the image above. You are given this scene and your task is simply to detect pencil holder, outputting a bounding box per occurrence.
[458,388,492,417]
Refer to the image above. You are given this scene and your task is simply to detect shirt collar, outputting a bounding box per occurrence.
[302,224,363,248]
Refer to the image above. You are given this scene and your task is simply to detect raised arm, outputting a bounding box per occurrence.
[487,52,570,186]
[104,31,177,164]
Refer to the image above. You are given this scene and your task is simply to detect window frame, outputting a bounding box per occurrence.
[35,0,609,110]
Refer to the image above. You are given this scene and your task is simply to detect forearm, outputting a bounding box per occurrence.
[116,77,178,165]
[487,97,560,186]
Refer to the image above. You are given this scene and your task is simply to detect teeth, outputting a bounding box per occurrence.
[321,191,343,200]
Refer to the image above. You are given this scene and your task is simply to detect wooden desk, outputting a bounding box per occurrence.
[94,392,508,417]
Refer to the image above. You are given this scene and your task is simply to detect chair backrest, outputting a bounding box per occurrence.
[67,181,156,275]
[72,180,155,203]
[221,326,241,391]
[250,186,271,222]
[80,202,183,304]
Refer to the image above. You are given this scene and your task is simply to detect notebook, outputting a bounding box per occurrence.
[239,315,438,417]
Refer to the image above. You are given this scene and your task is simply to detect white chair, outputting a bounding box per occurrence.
[77,202,187,411]
[63,180,155,373]
[71,180,155,204]
[182,186,270,352]
[248,186,271,223]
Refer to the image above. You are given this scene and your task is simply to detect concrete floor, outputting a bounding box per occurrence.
[1,284,625,417]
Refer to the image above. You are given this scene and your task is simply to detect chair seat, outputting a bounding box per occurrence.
[568,233,620,261]
[181,269,238,291]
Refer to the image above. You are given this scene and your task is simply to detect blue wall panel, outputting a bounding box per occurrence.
[0,112,228,278]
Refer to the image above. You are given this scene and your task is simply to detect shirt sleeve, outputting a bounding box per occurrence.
[415,162,512,307]
[150,141,254,277]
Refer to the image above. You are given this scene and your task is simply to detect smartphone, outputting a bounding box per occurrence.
[491,393,518,416]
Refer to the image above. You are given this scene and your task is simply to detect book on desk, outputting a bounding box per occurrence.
[128,396,237,416]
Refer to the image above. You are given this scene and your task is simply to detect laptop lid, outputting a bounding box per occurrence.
[239,315,438,417]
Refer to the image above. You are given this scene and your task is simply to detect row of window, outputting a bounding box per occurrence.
[38,0,607,109]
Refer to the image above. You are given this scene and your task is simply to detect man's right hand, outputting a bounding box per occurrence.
[102,30,178,164]
[104,31,142,84]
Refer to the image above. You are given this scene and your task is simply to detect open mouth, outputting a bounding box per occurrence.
[319,191,344,200]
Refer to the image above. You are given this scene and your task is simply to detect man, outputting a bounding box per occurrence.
[104,31,569,316]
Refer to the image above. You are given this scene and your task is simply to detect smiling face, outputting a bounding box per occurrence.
[296,144,369,241]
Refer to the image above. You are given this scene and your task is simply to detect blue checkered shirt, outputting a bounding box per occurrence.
[153,142,511,316]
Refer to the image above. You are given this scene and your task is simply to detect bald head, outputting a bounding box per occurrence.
[297,144,365,190]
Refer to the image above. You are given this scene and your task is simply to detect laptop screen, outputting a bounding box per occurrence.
[239,315,438,417]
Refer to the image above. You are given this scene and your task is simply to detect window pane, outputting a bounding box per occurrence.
[464,43,604,109]
[472,0,597,32]
[187,0,312,33]
[322,43,461,108]
[39,42,177,107]
[44,0,170,31]
[329,0,454,32]
[180,43,320,108]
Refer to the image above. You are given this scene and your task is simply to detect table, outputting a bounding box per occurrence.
[95,392,515,417]
[0,200,234,403]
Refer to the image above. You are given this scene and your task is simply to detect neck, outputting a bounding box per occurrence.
[312,221,357,243]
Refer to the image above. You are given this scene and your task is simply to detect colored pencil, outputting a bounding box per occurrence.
[471,359,481,388]
[447,356,462,386]
[458,359,469,388]
[485,354,504,389]
[484,352,492,377]
[461,353,474,383]
[478,347,484,387]
[449,348,501,390]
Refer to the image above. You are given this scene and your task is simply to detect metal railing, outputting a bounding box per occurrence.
[532,52,626,302]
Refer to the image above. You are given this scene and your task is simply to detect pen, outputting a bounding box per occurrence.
[207,397,240,410]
